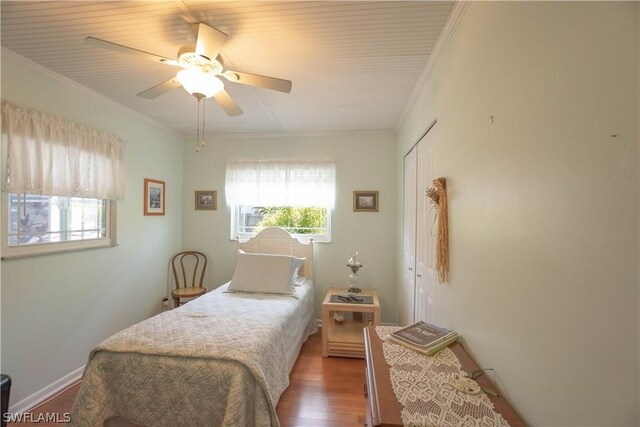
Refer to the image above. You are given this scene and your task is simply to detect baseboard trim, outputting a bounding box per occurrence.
[8,365,84,414]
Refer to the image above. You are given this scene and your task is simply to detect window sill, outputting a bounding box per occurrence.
[231,236,331,244]
[1,241,119,260]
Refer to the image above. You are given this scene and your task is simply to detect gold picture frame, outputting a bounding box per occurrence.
[144,178,165,216]
[353,191,379,212]
[195,190,217,211]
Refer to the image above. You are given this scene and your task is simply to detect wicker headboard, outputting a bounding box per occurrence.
[236,227,314,279]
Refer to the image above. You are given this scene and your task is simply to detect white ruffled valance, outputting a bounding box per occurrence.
[225,161,336,208]
[1,101,126,200]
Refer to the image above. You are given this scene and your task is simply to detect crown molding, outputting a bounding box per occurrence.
[1,47,183,139]
[394,1,470,132]
[188,128,397,140]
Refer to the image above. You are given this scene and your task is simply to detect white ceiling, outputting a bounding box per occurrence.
[1,1,455,136]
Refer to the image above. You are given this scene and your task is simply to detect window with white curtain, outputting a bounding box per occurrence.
[225,161,335,242]
[1,101,125,258]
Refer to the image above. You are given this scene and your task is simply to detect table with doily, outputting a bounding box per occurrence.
[363,326,527,427]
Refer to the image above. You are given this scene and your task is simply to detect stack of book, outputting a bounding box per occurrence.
[388,321,458,356]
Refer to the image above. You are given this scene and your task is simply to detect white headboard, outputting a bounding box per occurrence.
[237,227,314,279]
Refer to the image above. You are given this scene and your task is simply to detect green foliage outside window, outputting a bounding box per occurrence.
[256,207,327,234]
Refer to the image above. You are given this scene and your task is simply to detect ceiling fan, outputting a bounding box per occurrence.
[85,23,292,117]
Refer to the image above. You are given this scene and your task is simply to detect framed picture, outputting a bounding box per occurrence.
[353,191,379,212]
[195,190,217,211]
[144,178,165,216]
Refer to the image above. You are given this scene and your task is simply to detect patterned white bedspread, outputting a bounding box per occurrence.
[69,281,316,427]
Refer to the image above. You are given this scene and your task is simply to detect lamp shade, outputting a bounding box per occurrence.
[177,69,224,98]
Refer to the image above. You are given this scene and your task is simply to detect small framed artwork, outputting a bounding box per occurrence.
[144,178,165,216]
[195,190,217,211]
[353,191,379,212]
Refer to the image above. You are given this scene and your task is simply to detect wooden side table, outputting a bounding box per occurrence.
[322,287,380,358]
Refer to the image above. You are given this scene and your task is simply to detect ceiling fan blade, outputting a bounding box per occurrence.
[223,70,292,93]
[85,36,180,66]
[195,23,227,61]
[213,90,243,116]
[137,77,182,99]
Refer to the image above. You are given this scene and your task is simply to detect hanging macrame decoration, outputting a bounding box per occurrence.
[426,177,449,283]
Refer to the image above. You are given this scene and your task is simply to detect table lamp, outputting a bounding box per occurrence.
[347,251,363,294]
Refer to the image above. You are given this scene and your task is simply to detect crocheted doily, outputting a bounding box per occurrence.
[376,326,510,427]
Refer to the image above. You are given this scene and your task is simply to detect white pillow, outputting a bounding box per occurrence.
[229,250,306,294]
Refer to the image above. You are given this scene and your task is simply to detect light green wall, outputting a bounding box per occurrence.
[181,132,398,322]
[0,52,184,405]
[397,2,639,425]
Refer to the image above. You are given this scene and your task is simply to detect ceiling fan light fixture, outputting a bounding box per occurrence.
[177,68,223,98]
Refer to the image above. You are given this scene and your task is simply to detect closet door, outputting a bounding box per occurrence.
[400,146,417,326]
[415,125,437,323]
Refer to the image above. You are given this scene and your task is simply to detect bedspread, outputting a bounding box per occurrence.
[69,281,315,427]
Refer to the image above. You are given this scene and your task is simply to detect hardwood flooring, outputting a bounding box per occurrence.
[8,330,367,426]
[278,330,367,427]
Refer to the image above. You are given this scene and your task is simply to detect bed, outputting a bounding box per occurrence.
[69,227,317,427]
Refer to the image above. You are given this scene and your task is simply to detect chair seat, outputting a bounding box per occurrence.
[171,287,207,299]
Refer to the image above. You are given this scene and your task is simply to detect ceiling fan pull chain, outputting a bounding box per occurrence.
[201,99,206,150]
[196,97,201,152]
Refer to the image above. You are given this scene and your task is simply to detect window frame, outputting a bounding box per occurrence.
[1,193,117,260]
[230,205,332,243]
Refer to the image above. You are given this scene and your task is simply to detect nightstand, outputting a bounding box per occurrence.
[322,287,380,358]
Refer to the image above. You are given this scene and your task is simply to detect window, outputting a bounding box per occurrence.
[226,161,335,243]
[8,194,111,244]
[2,193,116,258]
[232,205,331,243]
[1,101,124,258]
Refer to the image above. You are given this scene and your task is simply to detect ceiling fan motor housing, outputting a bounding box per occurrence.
[177,44,223,75]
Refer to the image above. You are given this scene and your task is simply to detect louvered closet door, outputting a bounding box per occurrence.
[415,125,437,324]
[401,146,418,326]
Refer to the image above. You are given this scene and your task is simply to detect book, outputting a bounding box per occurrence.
[388,321,459,356]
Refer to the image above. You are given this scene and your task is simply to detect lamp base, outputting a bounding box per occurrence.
[347,287,362,294]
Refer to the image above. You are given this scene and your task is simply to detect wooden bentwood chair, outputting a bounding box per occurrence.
[171,251,207,308]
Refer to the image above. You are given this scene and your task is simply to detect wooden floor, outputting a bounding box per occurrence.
[9,330,367,427]
[277,330,367,427]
